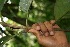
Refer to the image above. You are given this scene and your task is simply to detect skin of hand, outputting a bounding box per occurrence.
[29,20,69,47]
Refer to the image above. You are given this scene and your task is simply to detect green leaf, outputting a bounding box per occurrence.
[54,0,70,31]
[56,12,70,31]
[57,18,70,31]
[0,36,9,44]
[19,0,32,12]
[65,32,70,42]
[0,36,13,47]
[54,0,70,20]
[0,0,7,12]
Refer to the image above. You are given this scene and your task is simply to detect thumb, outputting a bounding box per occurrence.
[29,29,40,38]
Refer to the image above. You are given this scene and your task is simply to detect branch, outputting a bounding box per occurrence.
[0,22,69,32]
[0,22,31,30]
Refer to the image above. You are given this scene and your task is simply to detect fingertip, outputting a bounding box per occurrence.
[29,29,39,34]
[45,32,49,36]
[29,29,33,31]
[50,20,55,24]
[44,21,49,24]
[36,26,40,30]
[32,23,40,30]
[50,31,54,35]
[53,24,60,28]
[29,29,33,32]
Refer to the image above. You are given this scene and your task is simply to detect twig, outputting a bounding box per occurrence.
[0,22,31,30]
[0,22,69,32]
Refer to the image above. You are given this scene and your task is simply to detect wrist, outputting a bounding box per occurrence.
[43,43,69,47]
[68,43,70,47]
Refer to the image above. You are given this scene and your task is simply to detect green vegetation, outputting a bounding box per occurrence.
[0,0,70,47]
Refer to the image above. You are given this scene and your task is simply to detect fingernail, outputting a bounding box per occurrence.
[45,33,48,36]
[29,29,33,31]
[36,26,40,30]
[50,31,54,35]
[29,30,31,32]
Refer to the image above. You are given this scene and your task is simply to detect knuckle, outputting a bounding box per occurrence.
[44,21,49,24]
[32,24,35,26]
[50,20,55,24]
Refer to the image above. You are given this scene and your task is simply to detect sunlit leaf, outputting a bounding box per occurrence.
[19,0,32,12]
[0,36,13,47]
[54,0,70,20]
[0,0,7,12]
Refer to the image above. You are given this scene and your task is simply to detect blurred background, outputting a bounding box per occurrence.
[0,0,70,47]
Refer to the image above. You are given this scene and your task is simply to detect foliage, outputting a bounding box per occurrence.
[19,0,32,12]
[54,0,70,20]
[0,0,70,47]
[0,0,7,12]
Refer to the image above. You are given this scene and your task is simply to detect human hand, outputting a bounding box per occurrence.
[29,20,68,47]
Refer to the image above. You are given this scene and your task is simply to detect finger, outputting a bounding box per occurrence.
[32,23,40,31]
[38,23,49,36]
[53,24,60,28]
[44,21,54,35]
[32,23,47,36]
[44,32,49,36]
[50,20,55,25]
[39,30,49,36]
[29,29,40,38]
[38,23,48,33]
[50,20,61,31]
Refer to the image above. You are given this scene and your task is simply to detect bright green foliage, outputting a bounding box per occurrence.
[0,35,14,47]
